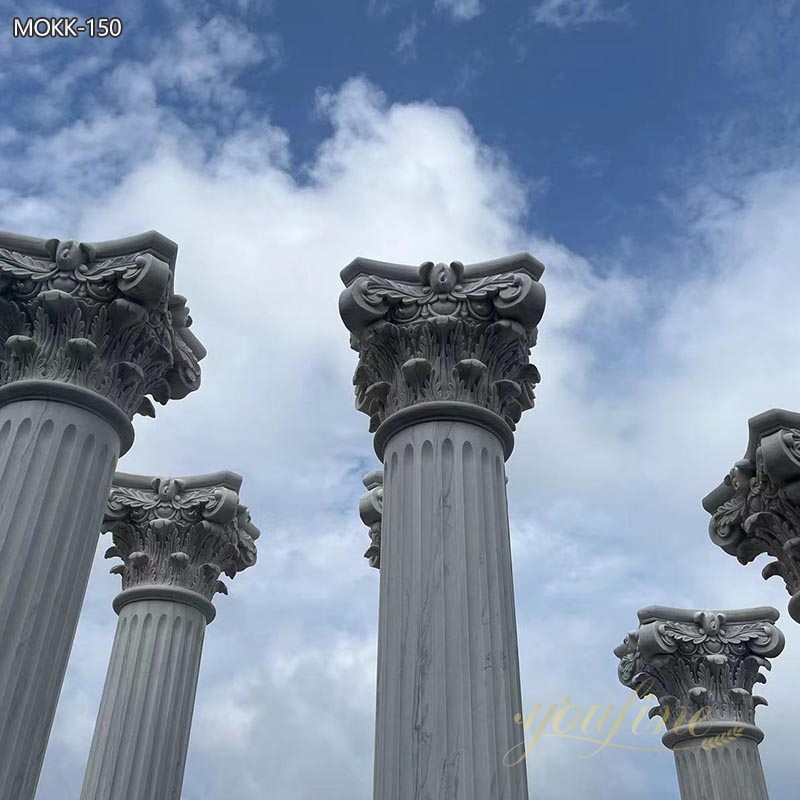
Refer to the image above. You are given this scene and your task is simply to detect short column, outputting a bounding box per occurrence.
[704,408,800,622]
[615,606,784,800]
[340,254,546,799]
[80,471,259,800]
[0,231,205,800]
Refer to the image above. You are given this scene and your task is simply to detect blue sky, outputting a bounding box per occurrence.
[2,1,800,799]
[5,0,797,258]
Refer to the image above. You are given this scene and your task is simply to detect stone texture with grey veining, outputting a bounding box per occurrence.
[0,401,118,800]
[0,230,205,800]
[375,420,528,799]
[341,254,544,800]
[673,735,770,800]
[81,471,258,800]
[80,599,206,800]
[615,606,784,800]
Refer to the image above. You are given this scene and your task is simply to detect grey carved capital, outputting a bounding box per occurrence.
[339,254,546,437]
[103,471,259,614]
[704,409,800,622]
[359,469,383,569]
[615,606,784,739]
[0,230,205,426]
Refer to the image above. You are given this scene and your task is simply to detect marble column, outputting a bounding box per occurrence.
[341,254,546,799]
[0,231,205,800]
[80,471,259,800]
[615,606,784,800]
[704,408,800,623]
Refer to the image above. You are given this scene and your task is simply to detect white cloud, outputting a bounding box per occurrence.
[5,8,800,800]
[29,68,609,798]
[435,0,484,23]
[532,0,630,29]
[146,15,281,103]
[395,14,424,61]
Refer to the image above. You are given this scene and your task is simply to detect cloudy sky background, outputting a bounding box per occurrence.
[2,0,800,797]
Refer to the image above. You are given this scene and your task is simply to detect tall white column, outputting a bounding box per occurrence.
[0,231,205,800]
[80,471,259,800]
[615,606,785,800]
[341,254,546,799]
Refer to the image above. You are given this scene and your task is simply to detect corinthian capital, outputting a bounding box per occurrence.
[339,254,546,436]
[103,471,259,606]
[0,230,205,423]
[359,469,383,569]
[704,409,800,622]
[615,606,784,730]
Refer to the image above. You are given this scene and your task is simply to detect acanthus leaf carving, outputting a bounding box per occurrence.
[340,257,545,431]
[0,233,205,418]
[103,474,259,601]
[359,469,383,569]
[706,422,800,614]
[614,608,784,727]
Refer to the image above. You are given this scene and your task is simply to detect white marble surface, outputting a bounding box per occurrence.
[673,732,770,800]
[0,398,119,800]
[81,598,207,800]
[375,419,528,799]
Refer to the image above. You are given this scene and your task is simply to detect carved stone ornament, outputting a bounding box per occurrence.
[615,606,784,727]
[704,409,800,621]
[339,254,546,432]
[359,469,383,569]
[103,471,259,601]
[0,230,206,419]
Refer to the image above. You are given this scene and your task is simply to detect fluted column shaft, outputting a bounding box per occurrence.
[672,729,769,800]
[80,598,207,800]
[0,229,205,799]
[375,419,528,799]
[340,253,546,800]
[80,471,258,800]
[0,398,119,800]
